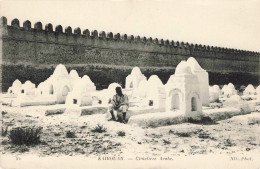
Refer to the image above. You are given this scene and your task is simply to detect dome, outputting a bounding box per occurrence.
[244,84,255,95]
[131,67,142,76]
[209,87,220,103]
[23,80,35,88]
[187,57,203,71]
[175,61,192,75]
[107,83,121,93]
[221,85,227,91]
[147,75,163,87]
[37,82,44,89]
[213,85,220,91]
[223,87,237,97]
[53,64,69,77]
[256,85,260,94]
[82,75,93,84]
[12,79,22,87]
[69,69,79,79]
[227,83,235,89]
[72,76,95,93]
[245,84,255,91]
[108,83,121,91]
[257,85,260,91]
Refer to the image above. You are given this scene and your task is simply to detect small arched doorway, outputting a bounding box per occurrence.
[73,99,77,104]
[49,85,54,95]
[191,97,197,111]
[129,81,133,88]
[171,94,180,111]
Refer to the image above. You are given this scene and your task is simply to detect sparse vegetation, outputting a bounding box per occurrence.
[175,132,191,137]
[1,126,8,137]
[91,124,107,133]
[1,111,8,115]
[209,102,222,108]
[9,127,42,145]
[198,132,210,139]
[66,131,77,138]
[169,130,191,137]
[188,116,217,125]
[117,131,126,137]
[163,139,171,144]
[248,119,260,125]
[197,132,216,140]
[17,145,30,153]
[224,138,236,147]
[2,139,9,145]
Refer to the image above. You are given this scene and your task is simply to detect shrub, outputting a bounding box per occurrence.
[9,127,42,145]
[224,138,236,147]
[1,126,8,137]
[163,139,171,144]
[1,111,8,115]
[248,119,260,125]
[91,124,107,133]
[117,131,125,137]
[66,131,77,138]
[175,132,191,137]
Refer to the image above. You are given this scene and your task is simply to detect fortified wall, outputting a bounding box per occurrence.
[0,16,259,92]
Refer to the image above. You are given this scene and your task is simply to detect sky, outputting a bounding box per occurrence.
[0,0,259,52]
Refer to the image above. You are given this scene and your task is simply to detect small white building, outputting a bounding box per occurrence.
[165,61,202,116]
[222,83,237,98]
[243,84,256,95]
[66,75,96,106]
[7,79,23,96]
[145,75,166,110]
[187,57,209,106]
[223,95,250,113]
[37,81,53,96]
[125,67,147,89]
[20,80,36,96]
[37,64,73,104]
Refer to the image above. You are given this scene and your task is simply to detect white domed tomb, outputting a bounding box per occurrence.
[125,67,147,89]
[187,57,209,106]
[165,61,202,116]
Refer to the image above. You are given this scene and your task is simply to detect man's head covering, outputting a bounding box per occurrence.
[115,87,123,96]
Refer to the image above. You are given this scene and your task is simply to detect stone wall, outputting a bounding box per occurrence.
[0,16,259,92]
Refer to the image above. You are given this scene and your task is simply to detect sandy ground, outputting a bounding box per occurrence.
[0,105,260,169]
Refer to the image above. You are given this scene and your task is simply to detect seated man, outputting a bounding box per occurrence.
[108,87,129,123]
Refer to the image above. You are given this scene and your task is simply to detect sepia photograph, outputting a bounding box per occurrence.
[0,0,260,168]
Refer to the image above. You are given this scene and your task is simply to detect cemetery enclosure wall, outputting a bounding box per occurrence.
[0,17,259,92]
